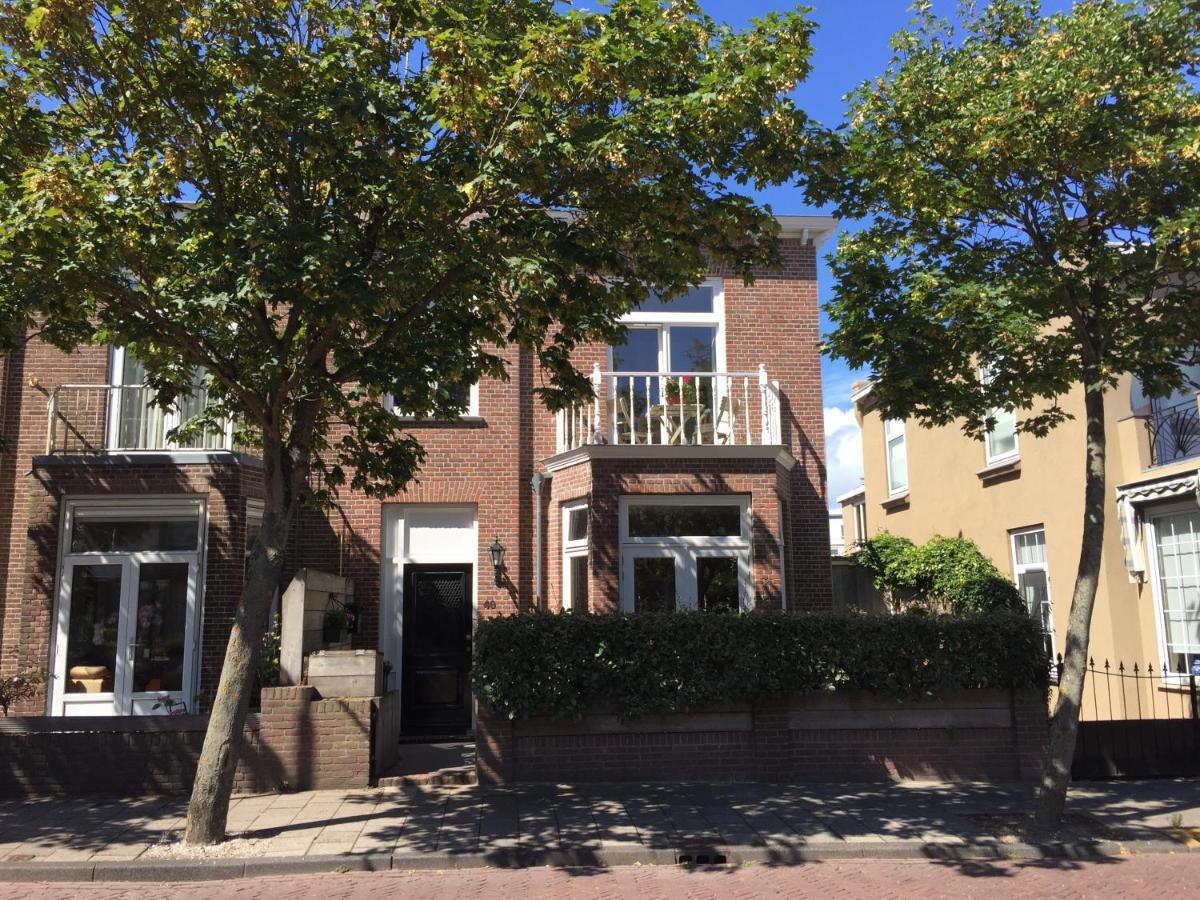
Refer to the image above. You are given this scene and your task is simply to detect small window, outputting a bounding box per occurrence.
[562,500,589,612]
[981,366,1019,464]
[986,407,1019,463]
[387,381,479,419]
[884,419,908,494]
[1011,527,1054,663]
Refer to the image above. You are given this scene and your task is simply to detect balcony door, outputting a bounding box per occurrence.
[51,501,203,716]
[106,347,231,451]
[609,279,724,445]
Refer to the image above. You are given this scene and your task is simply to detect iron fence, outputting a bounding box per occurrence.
[1057,655,1200,779]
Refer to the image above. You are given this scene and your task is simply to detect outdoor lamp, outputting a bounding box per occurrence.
[489,536,506,584]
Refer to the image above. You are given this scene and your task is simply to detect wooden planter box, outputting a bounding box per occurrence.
[306,650,385,698]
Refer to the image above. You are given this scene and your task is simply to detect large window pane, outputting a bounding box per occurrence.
[633,557,676,613]
[1018,568,1053,659]
[1155,510,1200,673]
[71,518,199,553]
[1014,529,1046,566]
[634,284,715,314]
[130,563,189,694]
[698,556,739,612]
[987,408,1018,460]
[668,326,717,374]
[627,504,742,538]
[64,564,122,694]
[612,328,661,373]
[885,420,907,493]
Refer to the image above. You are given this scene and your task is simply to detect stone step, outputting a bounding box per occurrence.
[377,766,477,788]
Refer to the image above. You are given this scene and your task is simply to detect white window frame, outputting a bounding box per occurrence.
[561,500,589,612]
[618,495,752,612]
[384,382,480,420]
[1010,526,1055,665]
[49,496,207,717]
[884,419,908,495]
[610,277,727,374]
[105,347,234,452]
[980,365,1019,466]
[1145,501,1200,683]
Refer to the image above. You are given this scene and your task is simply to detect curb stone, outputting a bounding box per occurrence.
[1,838,1193,882]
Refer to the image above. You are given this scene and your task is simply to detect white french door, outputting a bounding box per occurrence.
[51,499,204,716]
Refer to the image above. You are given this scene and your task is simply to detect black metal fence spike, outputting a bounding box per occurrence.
[1104,658,1111,671]
[1132,662,1140,675]
[1119,661,1126,674]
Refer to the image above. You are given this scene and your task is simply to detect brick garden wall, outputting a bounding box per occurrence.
[477,689,1048,785]
[0,686,377,798]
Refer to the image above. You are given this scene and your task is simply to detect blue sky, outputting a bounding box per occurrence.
[695,0,1073,506]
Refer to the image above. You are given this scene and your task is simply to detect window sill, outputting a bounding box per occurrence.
[977,458,1021,484]
[881,492,909,511]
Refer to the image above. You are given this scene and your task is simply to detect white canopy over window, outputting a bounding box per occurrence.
[1116,469,1200,582]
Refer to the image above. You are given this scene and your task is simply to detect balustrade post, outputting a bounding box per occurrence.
[758,364,769,444]
[591,363,602,444]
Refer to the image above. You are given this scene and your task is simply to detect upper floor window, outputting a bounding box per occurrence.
[385,380,480,420]
[980,365,1018,465]
[1133,363,1200,467]
[611,279,725,375]
[884,419,908,495]
[985,407,1019,464]
[109,348,230,451]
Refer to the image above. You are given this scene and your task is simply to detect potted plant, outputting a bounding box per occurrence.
[322,606,348,645]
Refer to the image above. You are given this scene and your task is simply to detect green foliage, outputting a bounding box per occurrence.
[258,613,282,690]
[0,0,822,500]
[472,610,1049,720]
[854,533,1024,615]
[812,0,1200,434]
[0,667,45,716]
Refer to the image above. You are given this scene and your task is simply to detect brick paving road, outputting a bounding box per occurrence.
[0,855,1195,899]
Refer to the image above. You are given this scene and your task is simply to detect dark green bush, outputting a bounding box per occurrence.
[472,610,1049,720]
[854,533,1024,614]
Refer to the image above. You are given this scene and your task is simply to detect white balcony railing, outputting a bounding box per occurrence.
[557,364,781,453]
[47,384,234,455]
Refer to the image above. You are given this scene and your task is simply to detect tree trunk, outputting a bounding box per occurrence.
[185,439,296,845]
[1034,381,1107,829]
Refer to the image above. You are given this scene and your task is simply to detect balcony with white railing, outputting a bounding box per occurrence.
[46,384,234,455]
[556,364,782,454]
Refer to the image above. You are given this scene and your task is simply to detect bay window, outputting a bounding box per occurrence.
[619,496,751,613]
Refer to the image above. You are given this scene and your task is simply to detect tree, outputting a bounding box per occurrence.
[0,0,819,842]
[813,0,1200,827]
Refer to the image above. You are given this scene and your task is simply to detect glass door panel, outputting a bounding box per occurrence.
[632,556,676,613]
[130,562,191,697]
[697,556,739,612]
[62,563,123,714]
[1154,509,1200,673]
[612,328,662,444]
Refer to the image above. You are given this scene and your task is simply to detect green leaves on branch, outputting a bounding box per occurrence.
[853,532,1025,615]
[814,0,1200,434]
[472,610,1049,721]
[0,0,821,500]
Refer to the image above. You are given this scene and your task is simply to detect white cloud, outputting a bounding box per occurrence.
[824,404,863,510]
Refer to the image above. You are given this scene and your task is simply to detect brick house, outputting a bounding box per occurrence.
[0,215,836,735]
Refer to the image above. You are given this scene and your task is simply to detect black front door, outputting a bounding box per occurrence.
[402,564,473,736]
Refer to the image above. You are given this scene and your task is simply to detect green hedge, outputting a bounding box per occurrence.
[472,611,1049,720]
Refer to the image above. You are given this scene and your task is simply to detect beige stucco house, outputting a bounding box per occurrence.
[841,367,1200,686]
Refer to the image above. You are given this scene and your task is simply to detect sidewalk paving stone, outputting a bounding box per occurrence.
[1,777,1198,876]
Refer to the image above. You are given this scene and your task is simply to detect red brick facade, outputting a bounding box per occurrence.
[0,230,831,720]
[477,690,1048,785]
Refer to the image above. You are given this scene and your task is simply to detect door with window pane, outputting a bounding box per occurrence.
[53,506,201,716]
[1152,509,1200,674]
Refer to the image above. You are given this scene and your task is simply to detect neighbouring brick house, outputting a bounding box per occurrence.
[0,215,836,736]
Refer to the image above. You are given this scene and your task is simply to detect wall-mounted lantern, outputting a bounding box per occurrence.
[488,536,506,585]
